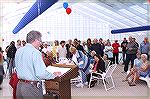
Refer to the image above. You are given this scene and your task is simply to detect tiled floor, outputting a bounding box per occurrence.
[71,65,149,96]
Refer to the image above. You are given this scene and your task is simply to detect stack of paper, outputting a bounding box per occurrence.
[46,66,71,76]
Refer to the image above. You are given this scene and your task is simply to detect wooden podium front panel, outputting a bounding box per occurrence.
[45,80,59,90]
[45,80,71,99]
[45,64,78,99]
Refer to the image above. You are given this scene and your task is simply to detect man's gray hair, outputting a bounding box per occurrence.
[26,30,42,43]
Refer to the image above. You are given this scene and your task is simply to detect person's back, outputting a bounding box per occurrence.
[16,44,44,80]
[15,31,57,98]
[6,42,17,59]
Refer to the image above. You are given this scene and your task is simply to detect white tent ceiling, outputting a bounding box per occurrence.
[0,0,149,33]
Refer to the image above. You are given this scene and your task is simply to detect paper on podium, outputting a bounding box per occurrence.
[46,66,71,76]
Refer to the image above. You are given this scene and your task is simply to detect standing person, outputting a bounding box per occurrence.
[123,36,138,73]
[76,40,85,54]
[5,41,17,76]
[99,38,105,57]
[112,40,120,64]
[104,42,113,64]
[82,41,88,54]
[91,39,102,57]
[22,40,26,46]
[42,43,50,54]
[15,30,57,99]
[86,38,92,57]
[132,38,139,48]
[66,39,73,59]
[16,40,22,49]
[57,41,67,61]
[140,37,150,60]
[0,47,4,90]
[121,38,128,64]
[52,40,59,61]
[70,46,90,88]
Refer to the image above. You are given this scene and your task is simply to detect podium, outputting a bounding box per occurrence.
[44,64,78,99]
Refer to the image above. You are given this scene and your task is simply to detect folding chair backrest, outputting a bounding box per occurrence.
[105,60,111,71]
[105,64,117,77]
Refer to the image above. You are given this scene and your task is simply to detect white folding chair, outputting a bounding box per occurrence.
[105,60,111,71]
[71,75,82,85]
[139,75,150,88]
[127,70,150,88]
[89,64,117,91]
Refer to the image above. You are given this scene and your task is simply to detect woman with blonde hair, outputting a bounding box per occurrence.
[70,46,90,87]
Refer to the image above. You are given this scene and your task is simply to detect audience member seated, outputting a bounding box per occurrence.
[89,50,96,65]
[87,54,105,88]
[123,54,150,86]
[103,54,111,69]
[122,52,142,82]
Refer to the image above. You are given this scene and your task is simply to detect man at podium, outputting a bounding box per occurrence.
[15,31,58,99]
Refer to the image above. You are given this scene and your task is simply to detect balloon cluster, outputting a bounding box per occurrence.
[63,2,72,15]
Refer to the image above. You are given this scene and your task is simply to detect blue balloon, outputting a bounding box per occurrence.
[63,2,68,9]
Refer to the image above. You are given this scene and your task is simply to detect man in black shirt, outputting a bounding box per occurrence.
[66,39,73,59]
[91,39,102,57]
[121,38,128,64]
[5,41,17,76]
[99,38,105,57]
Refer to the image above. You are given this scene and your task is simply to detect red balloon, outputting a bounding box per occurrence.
[66,8,72,15]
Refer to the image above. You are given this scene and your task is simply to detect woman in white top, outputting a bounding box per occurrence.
[104,42,113,64]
